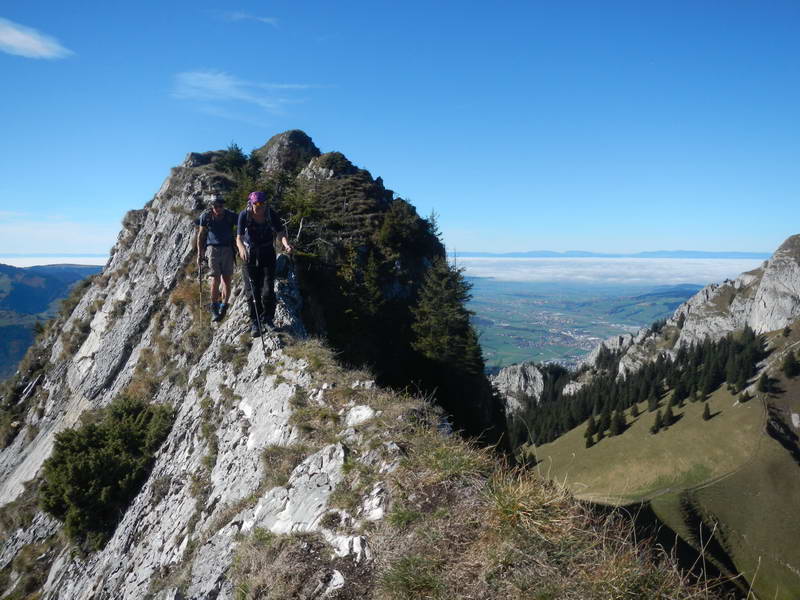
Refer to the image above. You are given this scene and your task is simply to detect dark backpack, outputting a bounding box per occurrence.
[242,207,276,249]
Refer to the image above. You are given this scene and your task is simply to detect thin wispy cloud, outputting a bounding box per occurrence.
[195,104,272,127]
[222,11,278,27]
[172,70,320,118]
[0,17,73,59]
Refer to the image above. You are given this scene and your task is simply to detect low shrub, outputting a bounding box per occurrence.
[59,275,96,318]
[39,397,174,550]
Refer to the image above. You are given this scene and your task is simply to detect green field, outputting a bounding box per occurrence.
[533,386,763,503]
[531,330,800,599]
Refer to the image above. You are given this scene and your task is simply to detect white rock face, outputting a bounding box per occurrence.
[579,235,800,381]
[345,405,376,427]
[245,443,347,535]
[491,362,544,415]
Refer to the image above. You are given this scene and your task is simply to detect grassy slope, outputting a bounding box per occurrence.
[533,328,800,599]
[534,386,763,503]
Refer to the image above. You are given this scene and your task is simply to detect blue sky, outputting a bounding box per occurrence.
[1,1,798,258]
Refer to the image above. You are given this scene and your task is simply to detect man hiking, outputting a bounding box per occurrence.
[197,195,238,322]
[236,191,293,337]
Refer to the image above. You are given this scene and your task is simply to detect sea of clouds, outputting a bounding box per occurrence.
[0,255,108,268]
[457,257,766,286]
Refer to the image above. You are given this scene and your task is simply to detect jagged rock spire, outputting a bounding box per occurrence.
[251,130,321,176]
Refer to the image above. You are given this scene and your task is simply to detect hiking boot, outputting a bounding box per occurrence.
[250,322,261,338]
[211,302,222,322]
[218,302,229,319]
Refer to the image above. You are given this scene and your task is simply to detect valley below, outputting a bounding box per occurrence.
[464,256,765,368]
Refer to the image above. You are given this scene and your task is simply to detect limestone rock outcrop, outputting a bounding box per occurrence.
[252,130,321,177]
[582,234,800,380]
[490,362,544,414]
[0,134,410,600]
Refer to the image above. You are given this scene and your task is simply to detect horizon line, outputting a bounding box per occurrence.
[451,250,771,259]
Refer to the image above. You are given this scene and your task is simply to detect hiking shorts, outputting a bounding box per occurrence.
[206,245,234,278]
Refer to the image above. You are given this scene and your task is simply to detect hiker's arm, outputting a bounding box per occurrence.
[279,234,293,254]
[236,235,248,262]
[271,210,292,253]
[196,226,207,266]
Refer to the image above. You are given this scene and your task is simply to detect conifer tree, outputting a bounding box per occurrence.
[702,402,712,421]
[668,392,677,408]
[612,410,626,436]
[585,435,595,449]
[664,405,675,427]
[782,351,800,379]
[647,392,659,412]
[630,402,639,418]
[409,256,503,441]
[411,257,483,376]
[585,415,597,439]
[672,379,688,406]
[651,410,663,434]
[757,373,770,394]
[599,410,611,435]
[725,355,738,385]
[735,368,747,393]
[609,411,621,436]
[702,359,724,395]
[783,325,792,337]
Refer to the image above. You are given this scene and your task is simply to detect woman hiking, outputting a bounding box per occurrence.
[236,191,293,337]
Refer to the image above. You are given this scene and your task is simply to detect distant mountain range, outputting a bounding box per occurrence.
[457,250,770,259]
[0,263,102,378]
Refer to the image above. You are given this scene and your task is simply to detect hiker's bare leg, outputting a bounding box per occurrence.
[210,275,221,304]
[220,273,232,304]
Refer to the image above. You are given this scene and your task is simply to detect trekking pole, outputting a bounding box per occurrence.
[242,263,269,359]
[197,259,204,313]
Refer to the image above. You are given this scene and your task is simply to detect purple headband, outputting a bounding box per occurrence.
[248,191,266,205]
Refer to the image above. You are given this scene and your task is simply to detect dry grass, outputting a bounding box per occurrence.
[157,322,732,600]
[0,535,62,599]
[0,480,40,539]
[329,457,379,513]
[261,443,312,489]
[230,530,342,600]
[59,317,92,359]
[368,406,730,600]
[282,337,375,392]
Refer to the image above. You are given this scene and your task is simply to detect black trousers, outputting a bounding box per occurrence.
[242,246,277,324]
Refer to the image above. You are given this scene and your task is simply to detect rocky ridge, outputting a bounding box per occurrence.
[489,362,543,417]
[0,136,412,599]
[0,132,729,600]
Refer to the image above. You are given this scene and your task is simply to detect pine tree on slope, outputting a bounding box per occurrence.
[651,410,663,434]
[782,351,800,379]
[411,256,482,376]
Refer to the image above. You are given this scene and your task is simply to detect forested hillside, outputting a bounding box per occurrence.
[0,264,101,378]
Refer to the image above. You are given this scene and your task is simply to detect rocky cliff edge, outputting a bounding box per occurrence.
[0,133,723,600]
